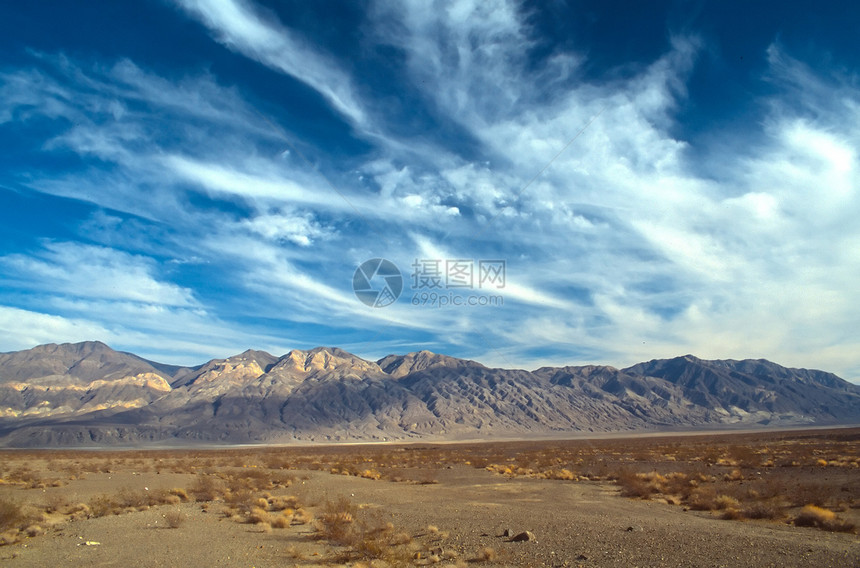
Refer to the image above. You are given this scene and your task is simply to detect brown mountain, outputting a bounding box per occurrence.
[0,342,858,447]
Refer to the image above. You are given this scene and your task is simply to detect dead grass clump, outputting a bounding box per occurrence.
[267,495,298,511]
[65,503,91,521]
[616,470,686,499]
[43,493,68,514]
[317,497,357,544]
[271,513,292,529]
[189,475,223,502]
[794,505,855,532]
[315,497,416,563]
[543,469,576,481]
[723,469,744,482]
[616,470,657,498]
[164,509,186,528]
[740,502,782,520]
[391,531,412,545]
[116,488,151,510]
[474,547,496,562]
[285,544,304,559]
[0,499,25,534]
[687,487,718,511]
[292,507,313,525]
[23,524,45,537]
[88,495,120,517]
[714,495,740,511]
[720,507,743,520]
[246,507,272,525]
[169,488,189,502]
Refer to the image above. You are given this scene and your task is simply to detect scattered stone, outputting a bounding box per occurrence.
[576,553,588,561]
[508,531,536,542]
[625,525,643,532]
[501,528,512,537]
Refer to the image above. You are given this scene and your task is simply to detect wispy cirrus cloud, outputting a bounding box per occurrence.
[1,242,197,307]
[174,0,368,127]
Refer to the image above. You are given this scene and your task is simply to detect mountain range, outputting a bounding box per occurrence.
[0,341,858,447]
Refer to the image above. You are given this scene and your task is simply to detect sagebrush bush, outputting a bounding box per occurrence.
[164,509,186,528]
[0,499,23,533]
[794,505,855,532]
[189,475,223,502]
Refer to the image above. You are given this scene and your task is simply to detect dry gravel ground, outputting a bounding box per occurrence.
[1,464,858,567]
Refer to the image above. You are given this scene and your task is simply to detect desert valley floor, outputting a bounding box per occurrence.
[1,428,858,567]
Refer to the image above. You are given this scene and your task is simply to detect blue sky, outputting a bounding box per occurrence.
[1,1,859,382]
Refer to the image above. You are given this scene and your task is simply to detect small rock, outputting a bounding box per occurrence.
[508,531,536,542]
[501,528,512,537]
[576,553,588,561]
[625,525,643,532]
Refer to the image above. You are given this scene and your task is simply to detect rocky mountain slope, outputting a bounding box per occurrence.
[0,342,858,447]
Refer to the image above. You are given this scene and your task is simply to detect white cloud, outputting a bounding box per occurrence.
[241,211,328,247]
[1,242,197,307]
[175,0,368,126]
[0,306,113,351]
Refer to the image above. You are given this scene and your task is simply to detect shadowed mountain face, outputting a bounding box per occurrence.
[1,342,858,447]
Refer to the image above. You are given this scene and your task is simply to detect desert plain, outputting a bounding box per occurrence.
[1,427,858,567]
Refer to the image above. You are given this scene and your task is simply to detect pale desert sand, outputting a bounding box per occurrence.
[2,464,858,567]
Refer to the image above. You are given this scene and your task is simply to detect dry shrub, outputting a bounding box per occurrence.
[315,497,415,563]
[720,507,743,520]
[616,470,688,499]
[267,495,298,511]
[547,469,576,481]
[475,547,496,562]
[714,495,740,511]
[723,469,744,482]
[23,524,45,537]
[117,488,150,510]
[225,488,256,513]
[88,495,119,517]
[189,475,223,502]
[246,507,271,525]
[292,507,313,525]
[794,505,855,532]
[616,470,656,498]
[65,503,91,521]
[271,513,291,529]
[43,493,68,514]
[688,487,717,511]
[285,544,303,559]
[0,499,24,533]
[741,502,781,520]
[164,509,186,528]
[169,488,189,502]
[317,497,357,544]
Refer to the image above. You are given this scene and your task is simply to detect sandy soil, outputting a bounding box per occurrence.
[1,464,857,567]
